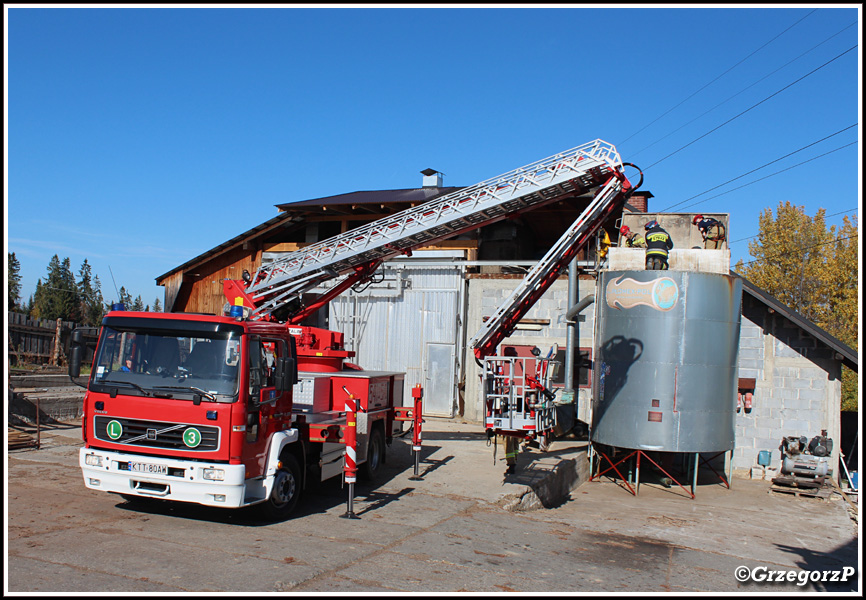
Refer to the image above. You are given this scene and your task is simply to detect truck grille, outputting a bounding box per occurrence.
[93,416,220,452]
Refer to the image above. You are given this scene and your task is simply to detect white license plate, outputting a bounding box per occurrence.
[128,461,168,475]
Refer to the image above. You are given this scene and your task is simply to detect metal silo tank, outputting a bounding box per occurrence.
[591,271,742,452]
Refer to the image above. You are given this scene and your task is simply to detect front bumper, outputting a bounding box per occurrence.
[79,447,250,508]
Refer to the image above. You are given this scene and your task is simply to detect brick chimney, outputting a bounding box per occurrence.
[627,191,652,213]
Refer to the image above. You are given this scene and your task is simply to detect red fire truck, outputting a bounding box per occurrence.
[71,314,420,520]
[71,139,637,519]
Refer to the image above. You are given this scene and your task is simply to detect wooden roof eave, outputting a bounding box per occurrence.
[155,213,305,285]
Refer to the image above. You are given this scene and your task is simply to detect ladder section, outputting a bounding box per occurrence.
[245,140,624,310]
[470,173,631,359]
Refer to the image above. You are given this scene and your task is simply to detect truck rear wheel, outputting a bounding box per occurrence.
[360,426,385,480]
[258,454,301,521]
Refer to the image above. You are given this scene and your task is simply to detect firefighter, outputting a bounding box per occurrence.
[619,225,646,248]
[644,220,673,270]
[692,214,726,249]
[497,434,520,475]
[597,229,612,261]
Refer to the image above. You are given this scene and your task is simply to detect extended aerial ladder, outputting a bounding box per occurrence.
[221,139,639,443]
[470,158,642,443]
[222,139,634,326]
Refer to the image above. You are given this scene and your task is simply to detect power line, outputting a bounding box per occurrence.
[620,9,818,146]
[665,140,857,212]
[729,208,860,245]
[26,284,104,302]
[643,44,858,171]
[660,124,858,212]
[735,233,858,268]
[629,20,857,160]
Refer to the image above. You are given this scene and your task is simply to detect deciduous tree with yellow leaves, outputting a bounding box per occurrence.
[734,201,858,411]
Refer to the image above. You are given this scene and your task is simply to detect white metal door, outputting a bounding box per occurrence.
[425,342,456,417]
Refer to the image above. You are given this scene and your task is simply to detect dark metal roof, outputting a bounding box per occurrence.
[155,187,464,282]
[732,271,858,372]
[276,187,464,211]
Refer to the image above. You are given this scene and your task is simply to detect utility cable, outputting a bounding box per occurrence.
[729,208,859,245]
[25,284,105,302]
[620,9,818,146]
[660,124,858,212]
[735,233,858,268]
[630,21,857,160]
[643,44,857,171]
[664,140,857,213]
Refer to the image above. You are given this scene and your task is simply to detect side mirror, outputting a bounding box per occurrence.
[69,329,84,379]
[274,357,297,392]
[69,346,83,378]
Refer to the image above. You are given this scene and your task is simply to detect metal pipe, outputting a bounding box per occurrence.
[565,294,595,323]
[563,259,579,399]
[727,449,733,489]
[693,452,699,495]
[36,397,41,450]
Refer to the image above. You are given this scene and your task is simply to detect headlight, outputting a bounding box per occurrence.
[84,454,103,467]
[202,468,225,481]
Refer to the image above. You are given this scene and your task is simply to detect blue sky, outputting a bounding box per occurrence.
[6,5,861,309]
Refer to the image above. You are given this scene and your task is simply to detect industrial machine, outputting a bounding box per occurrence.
[773,431,834,488]
[72,139,638,518]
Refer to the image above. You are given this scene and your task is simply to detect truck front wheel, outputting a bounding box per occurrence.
[259,454,301,521]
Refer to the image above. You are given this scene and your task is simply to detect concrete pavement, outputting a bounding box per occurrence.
[7,416,861,594]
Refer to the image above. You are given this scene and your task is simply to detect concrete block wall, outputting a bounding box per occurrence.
[733,303,842,474]
[620,212,729,251]
[607,247,730,274]
[464,277,597,424]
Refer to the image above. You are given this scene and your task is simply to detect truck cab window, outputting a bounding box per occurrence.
[248,338,265,395]
[91,326,240,401]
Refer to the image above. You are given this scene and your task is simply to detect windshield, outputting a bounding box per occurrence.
[91,326,241,402]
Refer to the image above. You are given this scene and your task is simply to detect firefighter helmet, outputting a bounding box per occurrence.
[620,225,631,235]
[693,214,703,225]
[644,220,658,230]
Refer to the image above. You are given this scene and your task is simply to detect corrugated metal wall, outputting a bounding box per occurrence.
[329,260,465,417]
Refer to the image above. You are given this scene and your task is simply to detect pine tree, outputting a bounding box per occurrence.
[32,255,80,321]
[77,259,105,326]
[91,275,106,324]
[734,202,858,410]
[153,298,162,313]
[60,257,81,321]
[8,252,22,311]
[31,280,44,318]
[132,295,144,312]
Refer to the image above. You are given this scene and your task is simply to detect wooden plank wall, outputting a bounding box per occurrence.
[172,245,261,315]
[7,313,99,366]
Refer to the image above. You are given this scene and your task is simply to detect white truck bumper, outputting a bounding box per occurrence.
[79,447,251,508]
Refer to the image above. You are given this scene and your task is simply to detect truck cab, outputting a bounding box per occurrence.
[73,311,304,519]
